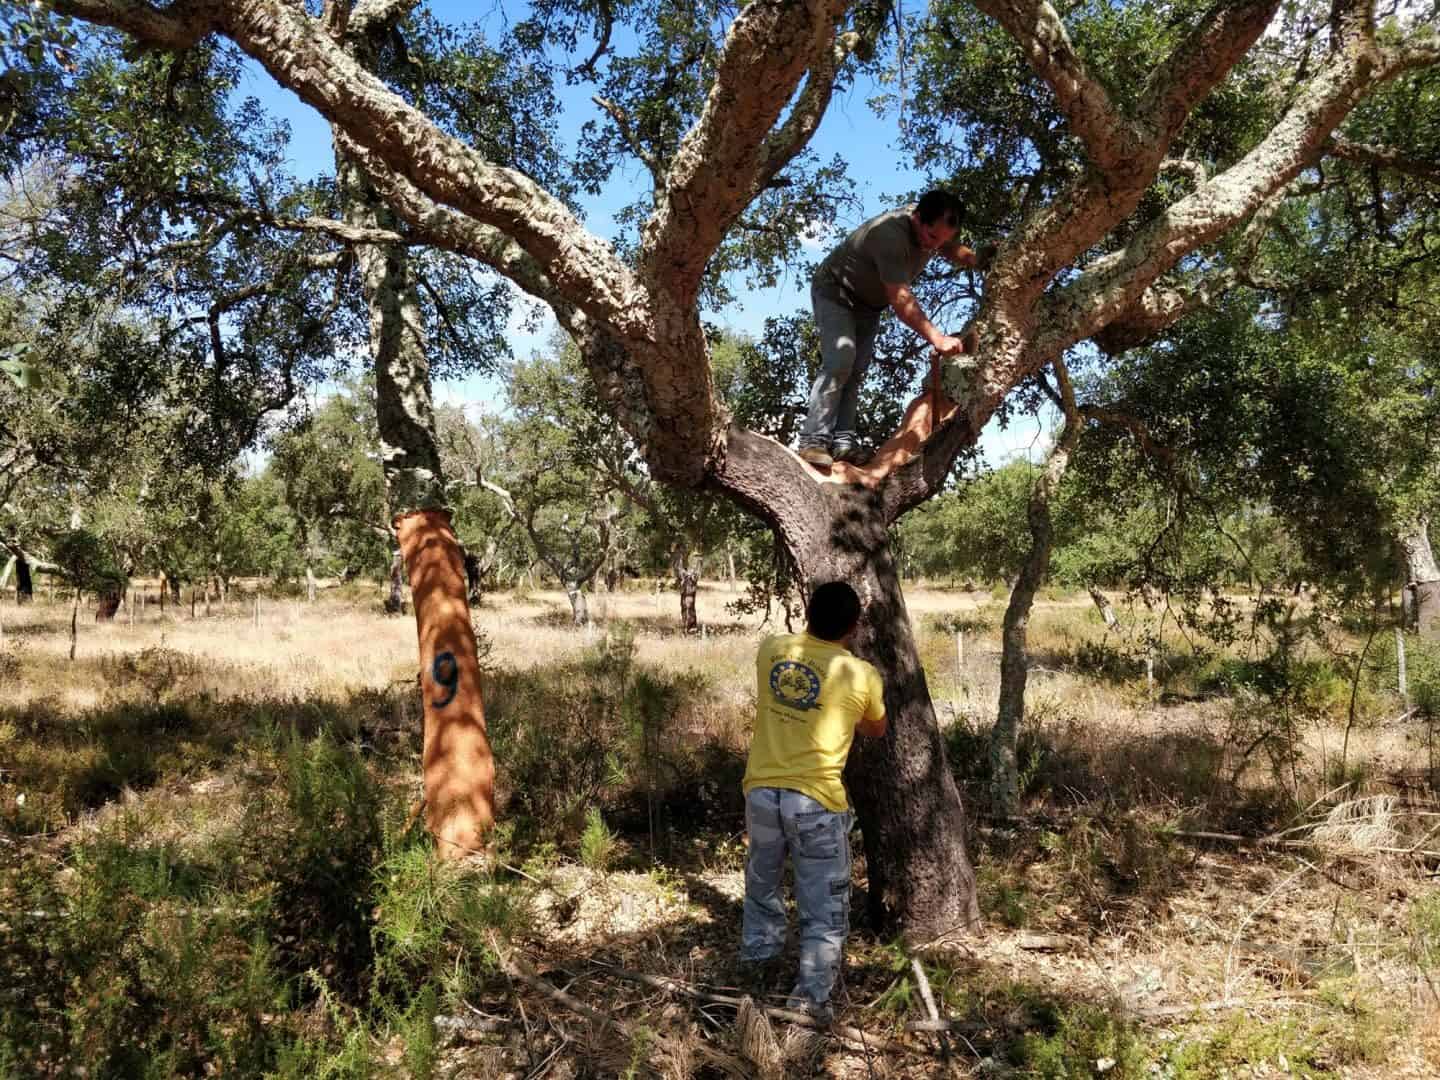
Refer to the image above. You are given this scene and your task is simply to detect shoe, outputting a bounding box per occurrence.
[798,445,834,468]
[831,441,874,466]
[784,991,834,1026]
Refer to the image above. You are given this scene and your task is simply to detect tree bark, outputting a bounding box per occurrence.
[94,587,121,622]
[565,580,588,627]
[991,390,1081,818]
[395,510,495,856]
[677,563,699,634]
[15,555,32,604]
[1088,586,1118,629]
[384,549,406,614]
[462,548,482,606]
[1399,516,1440,640]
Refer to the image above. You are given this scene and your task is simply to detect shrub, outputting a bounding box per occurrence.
[580,807,619,871]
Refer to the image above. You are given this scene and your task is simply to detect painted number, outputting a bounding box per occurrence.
[431,650,459,708]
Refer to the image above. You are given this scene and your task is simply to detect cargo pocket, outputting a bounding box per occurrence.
[793,809,843,861]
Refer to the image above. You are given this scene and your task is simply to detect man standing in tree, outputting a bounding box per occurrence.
[738,581,887,1021]
[799,190,982,467]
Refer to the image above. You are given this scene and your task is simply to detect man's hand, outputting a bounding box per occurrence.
[932,334,965,356]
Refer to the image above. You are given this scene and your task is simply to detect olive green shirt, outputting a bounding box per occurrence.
[813,209,932,315]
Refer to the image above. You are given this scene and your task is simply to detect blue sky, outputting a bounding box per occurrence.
[235,2,1049,465]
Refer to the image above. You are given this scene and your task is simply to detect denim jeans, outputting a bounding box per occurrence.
[799,286,880,451]
[740,786,853,1007]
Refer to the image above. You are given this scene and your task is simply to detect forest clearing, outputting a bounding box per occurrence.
[5,0,1439,1074]
[4,582,1440,1077]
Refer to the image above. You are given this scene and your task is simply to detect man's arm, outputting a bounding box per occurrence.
[884,282,964,356]
[855,711,888,739]
[937,240,978,268]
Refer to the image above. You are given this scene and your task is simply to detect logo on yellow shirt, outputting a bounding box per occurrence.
[769,660,822,711]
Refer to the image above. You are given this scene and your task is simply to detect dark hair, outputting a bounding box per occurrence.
[806,581,862,641]
[915,189,965,229]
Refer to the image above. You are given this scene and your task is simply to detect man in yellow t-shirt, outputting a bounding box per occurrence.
[738,581,886,1020]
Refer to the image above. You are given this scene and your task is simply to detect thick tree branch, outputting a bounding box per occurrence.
[971,0,1143,171]
[1138,0,1283,148]
[644,0,847,303]
[1091,269,1240,354]
[332,134,568,310]
[347,0,420,36]
[50,0,219,50]
[1031,24,1409,360]
[1327,134,1440,182]
[57,0,643,335]
[757,22,874,187]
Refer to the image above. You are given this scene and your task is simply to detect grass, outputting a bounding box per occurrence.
[0,582,1437,1076]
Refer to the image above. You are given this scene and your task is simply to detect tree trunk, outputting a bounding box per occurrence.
[1399,516,1440,640]
[396,510,495,855]
[94,587,121,622]
[991,417,1080,818]
[565,580,588,626]
[1088,586,1118,630]
[15,555,32,604]
[713,427,983,939]
[839,548,979,937]
[461,548,482,606]
[384,549,406,614]
[677,564,699,634]
[166,573,181,605]
[337,108,494,857]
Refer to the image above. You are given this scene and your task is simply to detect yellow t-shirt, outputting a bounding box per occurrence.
[743,632,886,812]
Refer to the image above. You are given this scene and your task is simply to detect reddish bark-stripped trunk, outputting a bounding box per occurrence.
[396,510,495,854]
[94,587,121,621]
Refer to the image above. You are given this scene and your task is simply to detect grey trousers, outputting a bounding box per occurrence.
[799,286,880,450]
[739,786,852,1007]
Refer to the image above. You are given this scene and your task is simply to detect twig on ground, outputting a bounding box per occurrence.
[911,956,951,1061]
[491,937,750,1075]
[594,962,917,1055]
[1225,862,1315,1000]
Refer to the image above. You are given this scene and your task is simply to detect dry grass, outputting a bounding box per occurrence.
[4,580,1440,1077]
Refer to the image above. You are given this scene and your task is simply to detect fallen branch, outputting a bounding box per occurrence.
[1171,829,1440,860]
[910,956,952,1061]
